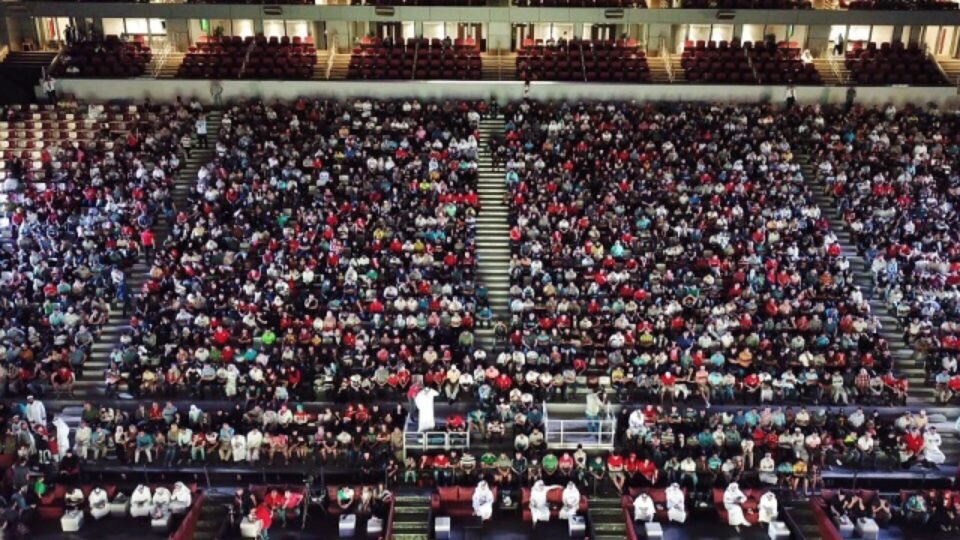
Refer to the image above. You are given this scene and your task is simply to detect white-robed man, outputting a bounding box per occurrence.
[415,387,440,431]
[923,427,946,465]
[665,483,687,523]
[89,486,109,520]
[170,482,192,515]
[472,481,494,522]
[231,433,248,462]
[247,428,263,463]
[529,480,561,528]
[758,492,779,525]
[131,485,154,517]
[723,483,750,530]
[152,486,172,512]
[633,492,656,523]
[559,482,581,520]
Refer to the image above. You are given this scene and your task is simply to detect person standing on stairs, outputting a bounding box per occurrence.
[140,227,156,262]
[196,114,209,149]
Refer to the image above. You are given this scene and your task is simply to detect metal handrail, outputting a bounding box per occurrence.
[661,36,674,82]
[411,38,419,80]
[926,43,952,85]
[325,46,335,80]
[238,39,256,79]
[745,47,760,83]
[151,39,172,78]
[579,41,588,82]
[826,53,846,85]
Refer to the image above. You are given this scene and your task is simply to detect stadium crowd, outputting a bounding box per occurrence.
[801,104,960,402]
[495,100,907,410]
[0,101,201,400]
[1,98,959,539]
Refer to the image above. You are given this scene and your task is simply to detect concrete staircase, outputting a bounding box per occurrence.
[481,51,517,81]
[474,116,510,352]
[328,52,351,80]
[390,493,431,540]
[78,110,222,401]
[144,51,184,79]
[0,51,56,103]
[649,54,672,83]
[796,154,930,404]
[935,56,960,86]
[192,497,230,540]
[589,496,627,540]
[784,500,823,539]
[311,51,330,79]
[1,50,56,71]
[813,57,849,86]
[667,56,685,83]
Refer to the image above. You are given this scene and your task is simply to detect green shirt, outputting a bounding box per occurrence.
[542,453,559,473]
[480,453,498,468]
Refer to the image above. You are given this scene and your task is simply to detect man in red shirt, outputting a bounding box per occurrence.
[140,228,155,259]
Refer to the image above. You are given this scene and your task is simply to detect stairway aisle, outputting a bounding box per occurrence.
[588,496,628,540]
[784,500,824,540]
[812,57,850,86]
[76,110,223,401]
[474,116,509,352]
[391,493,432,540]
[796,154,930,404]
[192,496,230,540]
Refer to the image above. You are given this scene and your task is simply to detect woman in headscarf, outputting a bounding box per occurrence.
[559,482,581,520]
[633,492,655,523]
[529,480,561,528]
[665,483,687,523]
[723,482,750,530]
[472,480,494,522]
[759,492,779,525]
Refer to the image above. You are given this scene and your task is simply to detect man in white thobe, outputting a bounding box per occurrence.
[529,480,560,528]
[170,482,192,514]
[472,481,494,522]
[131,485,153,517]
[559,482,580,520]
[665,483,687,523]
[759,492,778,525]
[723,483,750,530]
[89,487,109,520]
[415,387,440,431]
[923,427,946,465]
[25,396,46,426]
[633,492,655,522]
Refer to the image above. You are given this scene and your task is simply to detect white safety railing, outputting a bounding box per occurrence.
[403,430,470,458]
[542,402,617,450]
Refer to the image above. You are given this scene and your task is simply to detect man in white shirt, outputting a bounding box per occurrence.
[857,432,875,469]
[25,396,46,426]
[196,115,208,147]
[74,421,92,459]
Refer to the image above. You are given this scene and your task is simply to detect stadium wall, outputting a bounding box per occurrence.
[52,79,960,106]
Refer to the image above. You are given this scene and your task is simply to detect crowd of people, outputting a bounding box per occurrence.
[1,97,958,537]
[494,100,906,409]
[0,100,203,402]
[802,104,960,402]
[68,400,407,474]
[111,98,497,409]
